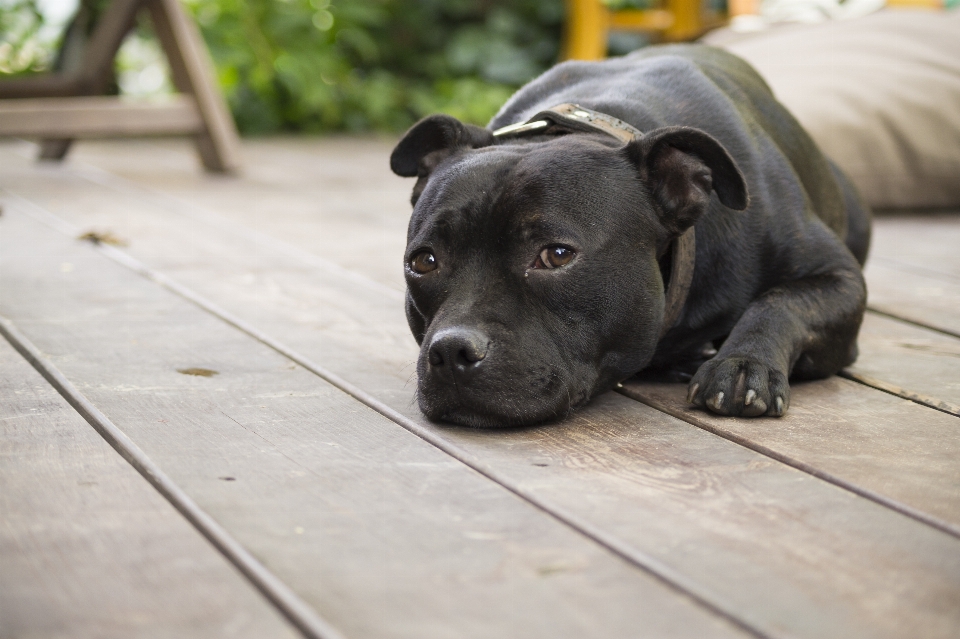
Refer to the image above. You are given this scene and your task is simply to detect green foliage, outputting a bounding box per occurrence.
[0,0,49,74]
[185,0,564,134]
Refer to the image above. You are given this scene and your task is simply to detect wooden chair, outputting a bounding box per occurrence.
[564,0,723,60]
[0,0,240,172]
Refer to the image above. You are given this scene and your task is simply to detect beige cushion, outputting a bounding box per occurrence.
[702,10,960,210]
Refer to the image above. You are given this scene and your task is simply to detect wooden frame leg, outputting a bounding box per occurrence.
[38,139,73,160]
[35,0,143,161]
[146,0,241,172]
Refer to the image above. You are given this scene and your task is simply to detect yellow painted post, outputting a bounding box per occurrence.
[663,0,703,41]
[609,9,675,31]
[563,0,610,60]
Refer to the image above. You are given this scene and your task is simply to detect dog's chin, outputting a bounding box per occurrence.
[436,409,532,429]
[418,387,591,429]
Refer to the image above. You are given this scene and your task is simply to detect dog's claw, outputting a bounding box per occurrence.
[708,391,724,411]
[687,383,699,404]
[689,356,789,418]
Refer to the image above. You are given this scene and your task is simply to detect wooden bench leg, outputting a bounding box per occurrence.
[38,139,73,160]
[35,0,142,162]
[146,0,241,172]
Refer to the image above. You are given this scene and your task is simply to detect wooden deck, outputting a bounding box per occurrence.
[1,137,958,639]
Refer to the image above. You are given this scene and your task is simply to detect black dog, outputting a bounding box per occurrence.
[390,45,870,427]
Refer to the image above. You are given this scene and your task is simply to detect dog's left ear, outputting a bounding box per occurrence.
[391,115,494,204]
[626,126,748,234]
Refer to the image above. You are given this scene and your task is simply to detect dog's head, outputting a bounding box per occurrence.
[391,114,746,427]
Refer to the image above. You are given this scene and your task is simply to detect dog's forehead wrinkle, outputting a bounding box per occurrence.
[414,149,526,229]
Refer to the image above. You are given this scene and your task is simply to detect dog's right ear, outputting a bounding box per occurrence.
[391,115,494,205]
[626,126,748,235]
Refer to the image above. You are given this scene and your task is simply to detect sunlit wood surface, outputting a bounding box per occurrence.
[1,137,958,639]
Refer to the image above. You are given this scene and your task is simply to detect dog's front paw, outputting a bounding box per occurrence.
[687,357,789,417]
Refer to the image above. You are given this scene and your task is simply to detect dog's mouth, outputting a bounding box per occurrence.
[426,393,589,429]
[416,363,593,428]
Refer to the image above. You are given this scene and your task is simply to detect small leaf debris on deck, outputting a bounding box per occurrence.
[177,367,219,377]
[77,230,128,246]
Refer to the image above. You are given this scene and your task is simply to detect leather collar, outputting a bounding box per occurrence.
[493,103,695,338]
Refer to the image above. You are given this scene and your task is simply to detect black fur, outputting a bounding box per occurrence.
[391,45,870,427]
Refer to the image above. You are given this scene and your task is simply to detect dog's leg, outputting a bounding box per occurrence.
[687,242,866,417]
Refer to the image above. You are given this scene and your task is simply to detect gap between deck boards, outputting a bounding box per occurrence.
[614,385,960,539]
[0,330,303,639]
[865,306,960,342]
[839,369,960,418]
[0,317,344,639]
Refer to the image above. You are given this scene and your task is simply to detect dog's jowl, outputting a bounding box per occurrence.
[390,45,870,427]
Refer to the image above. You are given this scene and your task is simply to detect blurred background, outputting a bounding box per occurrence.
[2,0,957,209]
[1,0,571,134]
[0,0,737,135]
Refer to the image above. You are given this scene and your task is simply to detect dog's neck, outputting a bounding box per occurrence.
[492,104,695,339]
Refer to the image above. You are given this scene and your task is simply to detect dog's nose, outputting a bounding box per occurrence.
[427,328,489,376]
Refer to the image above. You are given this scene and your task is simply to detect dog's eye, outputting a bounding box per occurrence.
[410,251,438,274]
[534,246,576,269]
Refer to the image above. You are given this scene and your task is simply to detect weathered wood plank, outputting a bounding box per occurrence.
[0,327,300,638]
[863,213,960,336]
[5,142,960,637]
[871,212,960,281]
[619,376,960,528]
[0,200,749,638]
[865,260,960,338]
[0,96,204,138]
[846,311,960,416]
[8,137,411,292]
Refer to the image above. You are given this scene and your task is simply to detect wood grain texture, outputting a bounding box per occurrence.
[619,377,960,527]
[5,141,960,638]
[846,312,960,416]
[864,213,960,336]
[871,212,960,280]
[865,260,960,337]
[0,201,747,638]
[0,329,299,638]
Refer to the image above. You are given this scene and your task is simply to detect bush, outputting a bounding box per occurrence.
[0,0,49,75]
[186,0,565,134]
